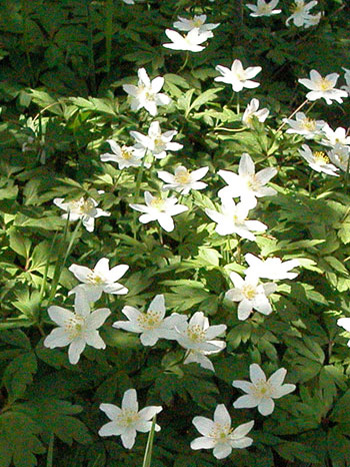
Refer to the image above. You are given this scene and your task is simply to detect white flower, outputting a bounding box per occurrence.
[44,291,110,364]
[174,311,226,371]
[100,140,144,169]
[123,68,171,116]
[53,196,110,232]
[69,258,129,302]
[225,273,277,321]
[191,404,254,459]
[299,144,339,176]
[232,364,296,416]
[320,124,350,147]
[113,294,186,346]
[304,12,322,28]
[328,144,350,172]
[298,70,348,105]
[218,153,277,207]
[286,0,318,27]
[242,98,269,128]
[123,0,135,4]
[158,166,208,195]
[244,253,299,280]
[246,0,281,17]
[337,318,350,346]
[99,389,162,449]
[341,67,350,95]
[130,121,183,159]
[173,15,220,33]
[205,195,267,240]
[163,28,213,52]
[214,59,261,92]
[283,112,325,139]
[130,191,188,232]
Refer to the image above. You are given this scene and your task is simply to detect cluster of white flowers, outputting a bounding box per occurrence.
[163,15,220,52]
[45,1,350,460]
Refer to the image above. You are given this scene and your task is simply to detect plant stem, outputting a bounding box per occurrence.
[236,92,240,115]
[132,154,147,238]
[105,0,113,75]
[86,0,97,95]
[142,416,157,467]
[276,99,309,133]
[177,51,190,73]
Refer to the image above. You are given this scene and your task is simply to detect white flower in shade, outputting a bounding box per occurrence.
[158,166,208,195]
[69,258,129,302]
[337,317,350,346]
[214,59,261,92]
[286,0,318,27]
[44,292,110,364]
[100,140,144,169]
[191,404,254,459]
[53,196,110,232]
[163,28,213,52]
[174,312,226,371]
[123,0,135,4]
[244,253,299,280]
[130,191,188,232]
[123,68,171,116]
[205,195,267,240]
[218,153,277,208]
[242,98,269,128]
[320,124,350,147]
[283,112,325,139]
[341,68,350,95]
[232,364,296,416]
[299,144,339,176]
[246,0,281,17]
[304,12,322,28]
[99,389,162,449]
[173,15,220,33]
[328,144,350,172]
[130,121,183,159]
[113,294,186,346]
[225,273,277,321]
[298,70,348,105]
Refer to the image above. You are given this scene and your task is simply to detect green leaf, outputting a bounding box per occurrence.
[2,352,37,402]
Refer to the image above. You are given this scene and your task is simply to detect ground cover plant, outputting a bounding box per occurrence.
[1,0,350,465]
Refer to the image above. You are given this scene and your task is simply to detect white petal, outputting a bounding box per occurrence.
[213,443,232,459]
[214,404,231,426]
[138,406,162,421]
[100,403,122,420]
[258,397,275,416]
[121,429,137,449]
[191,437,215,450]
[69,264,92,282]
[192,416,214,436]
[122,388,138,412]
[250,363,266,384]
[68,338,86,364]
[44,328,71,348]
[233,394,259,409]
[48,306,75,326]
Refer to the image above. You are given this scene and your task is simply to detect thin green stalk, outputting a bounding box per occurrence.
[177,51,190,73]
[142,416,157,467]
[132,154,148,238]
[276,99,309,133]
[236,92,240,115]
[105,0,113,75]
[22,0,34,86]
[86,0,97,95]
[39,230,59,303]
[47,219,82,306]
[308,170,314,196]
[46,433,54,467]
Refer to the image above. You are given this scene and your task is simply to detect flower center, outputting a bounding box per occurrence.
[117,409,140,427]
[242,284,257,300]
[319,78,333,91]
[137,309,163,330]
[292,1,305,13]
[86,271,105,285]
[252,379,273,398]
[246,175,260,191]
[186,324,206,343]
[174,169,191,185]
[121,146,133,160]
[192,18,204,28]
[302,117,316,131]
[210,422,233,443]
[314,151,330,164]
[259,4,271,13]
[71,198,95,215]
[64,315,86,339]
[150,197,166,211]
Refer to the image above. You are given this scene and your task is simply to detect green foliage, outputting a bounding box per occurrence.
[0,0,350,466]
